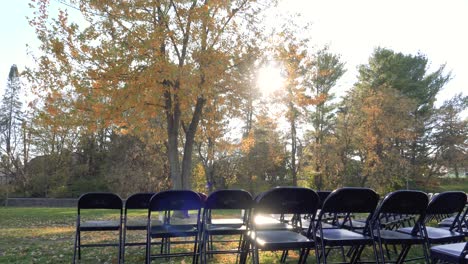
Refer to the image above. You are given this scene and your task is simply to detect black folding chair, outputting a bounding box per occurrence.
[240,186,320,264]
[146,190,203,264]
[200,189,253,263]
[430,241,468,263]
[372,190,430,264]
[315,187,380,264]
[398,191,466,247]
[439,201,468,236]
[73,192,123,264]
[122,192,159,263]
[300,191,334,234]
[318,191,332,206]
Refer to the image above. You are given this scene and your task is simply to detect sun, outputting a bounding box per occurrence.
[257,63,284,96]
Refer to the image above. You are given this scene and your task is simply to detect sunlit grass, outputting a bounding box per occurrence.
[1,207,305,263]
[0,207,435,263]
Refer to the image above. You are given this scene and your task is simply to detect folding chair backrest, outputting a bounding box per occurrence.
[317,191,332,209]
[426,191,466,215]
[78,192,122,212]
[198,192,208,208]
[149,190,202,211]
[377,190,429,215]
[125,192,155,211]
[205,189,253,210]
[254,187,319,215]
[321,187,379,214]
[74,193,123,263]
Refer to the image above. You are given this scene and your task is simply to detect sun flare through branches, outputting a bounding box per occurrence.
[257,63,285,97]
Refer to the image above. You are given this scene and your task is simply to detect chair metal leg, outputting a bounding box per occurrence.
[121,227,127,263]
[236,233,244,263]
[78,230,81,260]
[376,237,386,264]
[209,234,214,258]
[192,235,199,264]
[202,232,207,264]
[118,227,123,264]
[349,245,365,264]
[395,245,411,264]
[252,243,259,264]
[301,248,311,264]
[280,250,288,263]
[73,227,78,264]
[370,238,380,264]
[146,231,151,264]
[421,242,431,264]
[239,238,249,264]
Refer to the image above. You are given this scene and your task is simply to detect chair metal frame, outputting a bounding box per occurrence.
[430,241,468,263]
[398,191,466,248]
[145,190,203,264]
[371,190,430,264]
[439,201,468,236]
[122,192,156,263]
[200,189,253,263]
[241,186,320,264]
[73,192,123,264]
[315,187,380,264]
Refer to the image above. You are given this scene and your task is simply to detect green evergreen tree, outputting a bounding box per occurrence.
[355,48,450,186]
[0,65,25,193]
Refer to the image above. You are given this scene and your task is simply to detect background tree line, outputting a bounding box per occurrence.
[0,0,466,198]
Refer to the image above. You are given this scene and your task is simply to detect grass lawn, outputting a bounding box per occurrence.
[0,207,311,263]
[0,206,439,263]
[436,178,468,193]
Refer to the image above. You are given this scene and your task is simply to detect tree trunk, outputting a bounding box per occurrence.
[165,89,182,189]
[181,97,206,189]
[289,102,297,186]
[203,164,215,194]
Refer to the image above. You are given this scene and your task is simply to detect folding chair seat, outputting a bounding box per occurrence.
[240,187,320,264]
[315,187,380,264]
[122,192,160,263]
[73,192,123,264]
[398,191,466,246]
[146,190,203,264]
[200,189,253,263]
[439,216,462,228]
[430,241,468,263]
[371,190,430,263]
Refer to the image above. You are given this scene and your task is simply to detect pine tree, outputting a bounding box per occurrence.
[0,64,25,194]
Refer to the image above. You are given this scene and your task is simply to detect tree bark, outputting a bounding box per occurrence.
[181,97,206,189]
[165,89,182,189]
[289,102,298,186]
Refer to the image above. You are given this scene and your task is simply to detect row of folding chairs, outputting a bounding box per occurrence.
[72,188,468,263]
[72,190,249,263]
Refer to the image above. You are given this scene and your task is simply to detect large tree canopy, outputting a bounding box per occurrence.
[28,0,273,189]
[337,47,452,192]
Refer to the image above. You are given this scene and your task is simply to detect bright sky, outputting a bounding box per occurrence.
[1,0,466,107]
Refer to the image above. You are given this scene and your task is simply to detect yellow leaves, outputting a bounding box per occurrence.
[296,93,322,107]
[46,105,58,116]
[81,44,90,53]
[50,39,64,55]
[318,68,333,78]
[92,80,103,90]
[120,128,129,135]
[70,48,79,59]
[91,104,103,114]
[241,132,255,153]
